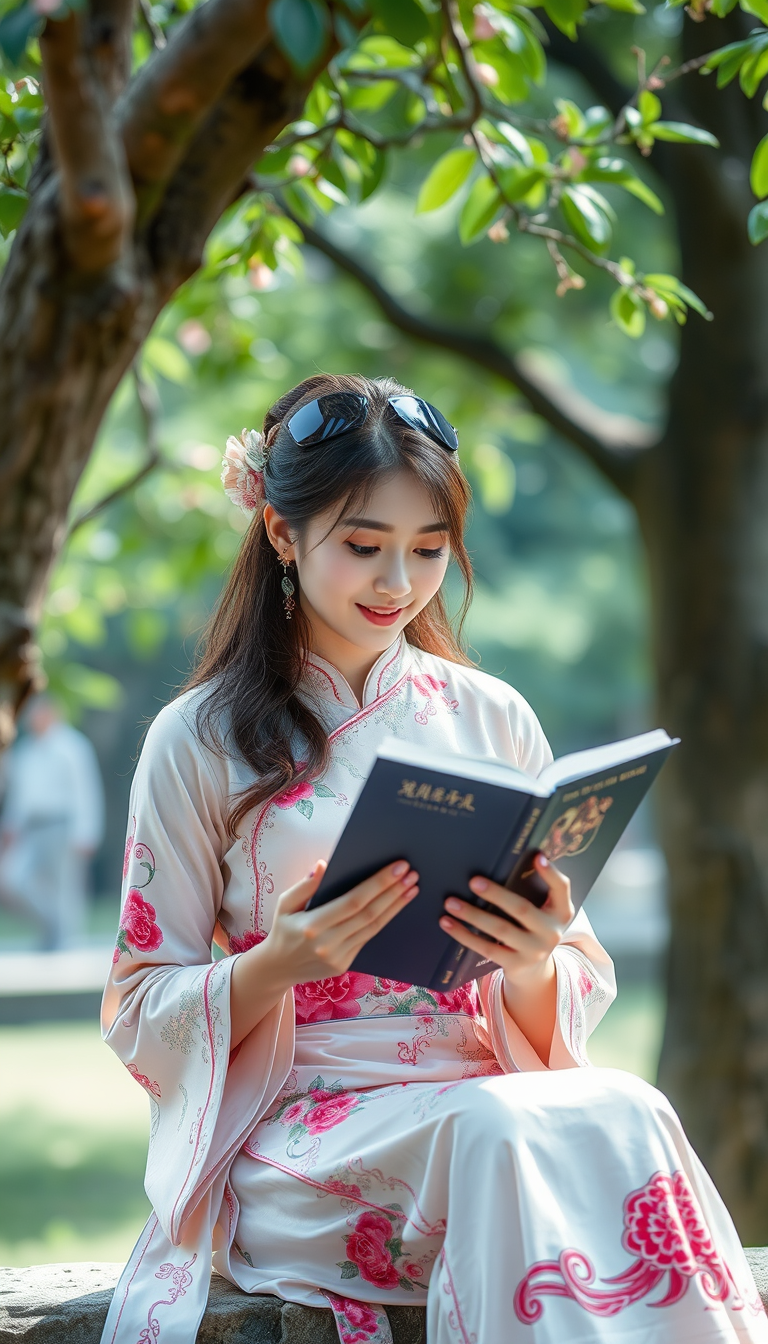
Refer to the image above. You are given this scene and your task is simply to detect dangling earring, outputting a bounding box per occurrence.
[279,551,295,620]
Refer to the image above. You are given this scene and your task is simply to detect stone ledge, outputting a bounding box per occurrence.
[0,1264,426,1343]
[2,1255,767,1342]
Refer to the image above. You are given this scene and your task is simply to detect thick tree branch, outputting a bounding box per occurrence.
[87,0,136,103]
[39,11,135,271]
[67,364,162,535]
[293,216,656,495]
[150,43,329,289]
[119,0,273,224]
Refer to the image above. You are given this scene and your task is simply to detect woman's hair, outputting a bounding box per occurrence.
[185,372,473,834]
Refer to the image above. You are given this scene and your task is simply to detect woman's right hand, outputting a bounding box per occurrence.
[230,860,418,1047]
[263,859,419,987]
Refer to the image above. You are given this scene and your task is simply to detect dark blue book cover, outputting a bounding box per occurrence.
[308,731,677,990]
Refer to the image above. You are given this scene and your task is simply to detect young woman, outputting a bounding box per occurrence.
[101,374,766,1344]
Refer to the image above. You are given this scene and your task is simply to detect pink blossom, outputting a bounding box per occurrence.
[622,1172,713,1275]
[403,1262,424,1280]
[411,674,447,697]
[274,778,315,809]
[377,978,412,994]
[346,1211,400,1290]
[294,976,362,1024]
[342,1299,380,1339]
[433,984,479,1016]
[281,1101,306,1125]
[229,929,266,954]
[305,1091,358,1134]
[120,889,163,953]
[112,947,120,964]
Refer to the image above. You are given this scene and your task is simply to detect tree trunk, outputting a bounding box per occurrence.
[638,12,768,1243]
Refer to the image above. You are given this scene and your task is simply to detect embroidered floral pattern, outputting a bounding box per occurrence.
[274,763,338,820]
[137,1255,197,1344]
[337,1207,428,1293]
[126,1064,162,1098]
[229,929,266,954]
[114,835,160,963]
[293,972,480,1026]
[115,889,164,960]
[411,673,459,726]
[271,1076,366,1145]
[514,1169,747,1322]
[324,1293,392,1344]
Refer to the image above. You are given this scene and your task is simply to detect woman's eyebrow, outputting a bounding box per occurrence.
[340,516,449,534]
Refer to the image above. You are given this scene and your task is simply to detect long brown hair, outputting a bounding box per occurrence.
[186,373,473,833]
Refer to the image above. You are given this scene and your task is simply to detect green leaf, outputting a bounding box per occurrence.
[704,37,757,89]
[748,199,768,243]
[643,273,713,320]
[651,121,719,147]
[555,98,586,137]
[0,186,28,238]
[600,0,645,12]
[741,0,768,22]
[143,337,192,384]
[638,89,662,124]
[497,163,545,201]
[580,105,614,143]
[712,0,738,15]
[610,287,646,338]
[739,43,768,96]
[337,1261,360,1279]
[537,0,588,39]
[459,174,502,243]
[0,2,42,65]
[560,184,614,253]
[296,797,314,819]
[368,0,431,46]
[268,0,330,73]
[495,122,535,164]
[578,158,663,214]
[416,147,476,213]
[751,133,768,198]
[313,782,335,797]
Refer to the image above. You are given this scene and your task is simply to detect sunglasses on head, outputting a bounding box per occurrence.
[284,392,459,453]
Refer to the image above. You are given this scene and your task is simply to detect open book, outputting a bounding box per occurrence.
[308,729,678,991]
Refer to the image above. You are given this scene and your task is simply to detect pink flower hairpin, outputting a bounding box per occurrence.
[221,428,267,514]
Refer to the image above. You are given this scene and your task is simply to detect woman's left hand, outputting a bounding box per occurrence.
[439,852,575,991]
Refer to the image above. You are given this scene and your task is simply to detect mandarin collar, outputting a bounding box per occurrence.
[303,634,412,712]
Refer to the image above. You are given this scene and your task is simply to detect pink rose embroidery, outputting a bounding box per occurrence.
[126,1064,161,1098]
[117,889,164,955]
[325,1294,383,1344]
[294,976,362,1024]
[304,1090,359,1134]
[230,929,266,954]
[376,978,412,994]
[345,1212,401,1290]
[280,1101,306,1125]
[275,778,315,809]
[514,1169,745,1323]
[403,1262,424,1280]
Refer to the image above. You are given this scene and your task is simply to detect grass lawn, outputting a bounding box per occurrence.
[0,980,664,1268]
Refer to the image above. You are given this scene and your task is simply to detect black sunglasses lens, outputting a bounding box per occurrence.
[286,393,368,447]
[389,395,459,451]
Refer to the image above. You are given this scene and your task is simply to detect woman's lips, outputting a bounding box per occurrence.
[356,604,405,627]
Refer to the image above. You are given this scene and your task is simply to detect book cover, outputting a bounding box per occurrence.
[309,732,676,990]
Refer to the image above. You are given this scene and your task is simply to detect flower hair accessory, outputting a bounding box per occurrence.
[221,428,268,514]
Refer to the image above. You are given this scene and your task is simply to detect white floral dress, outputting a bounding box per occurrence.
[99,635,767,1344]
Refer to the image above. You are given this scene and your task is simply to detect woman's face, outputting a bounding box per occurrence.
[279,470,451,663]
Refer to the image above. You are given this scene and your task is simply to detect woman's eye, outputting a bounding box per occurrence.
[415,547,446,560]
[347,542,379,556]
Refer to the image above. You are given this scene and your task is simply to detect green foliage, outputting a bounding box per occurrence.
[416,147,477,213]
[748,198,768,243]
[268,0,330,72]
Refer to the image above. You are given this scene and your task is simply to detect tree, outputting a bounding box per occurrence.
[2,0,768,1237]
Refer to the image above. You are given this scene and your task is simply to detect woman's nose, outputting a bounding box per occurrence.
[373,556,411,599]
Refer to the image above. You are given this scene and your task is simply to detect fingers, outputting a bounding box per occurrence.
[438,915,504,963]
[339,872,419,949]
[278,860,327,914]
[530,854,575,924]
[321,860,417,929]
[442,896,527,952]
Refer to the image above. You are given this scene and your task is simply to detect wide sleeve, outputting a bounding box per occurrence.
[101,702,294,1246]
[479,689,617,1072]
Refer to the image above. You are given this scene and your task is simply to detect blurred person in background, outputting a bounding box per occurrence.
[0,694,104,950]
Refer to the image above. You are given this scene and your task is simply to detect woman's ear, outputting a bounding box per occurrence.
[263,504,295,560]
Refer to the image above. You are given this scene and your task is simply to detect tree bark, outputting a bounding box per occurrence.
[0,5,322,746]
[635,12,768,1244]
